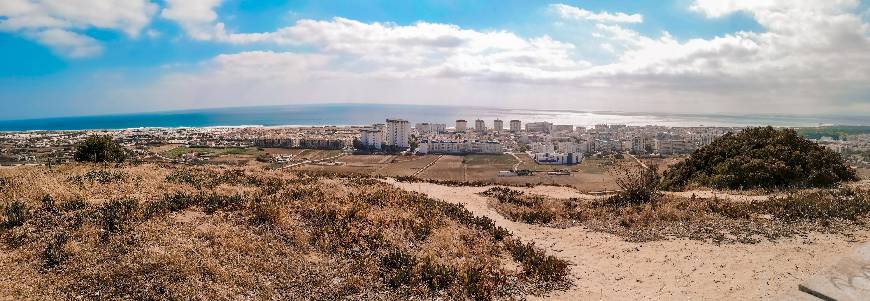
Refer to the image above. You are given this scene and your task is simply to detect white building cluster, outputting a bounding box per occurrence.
[357,118,411,151]
[417,140,504,154]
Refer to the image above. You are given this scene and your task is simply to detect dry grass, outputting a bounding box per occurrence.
[480,186,870,243]
[0,164,569,300]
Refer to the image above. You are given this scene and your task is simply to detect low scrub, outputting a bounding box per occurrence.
[482,186,870,243]
[0,165,570,300]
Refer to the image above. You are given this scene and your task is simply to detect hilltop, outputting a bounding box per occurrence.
[0,165,568,300]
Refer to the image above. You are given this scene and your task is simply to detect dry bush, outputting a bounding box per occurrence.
[482,185,870,243]
[0,164,570,300]
[606,164,661,206]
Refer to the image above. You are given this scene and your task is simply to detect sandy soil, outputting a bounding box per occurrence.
[387,180,869,300]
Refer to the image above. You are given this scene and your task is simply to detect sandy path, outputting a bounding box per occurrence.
[386,180,869,300]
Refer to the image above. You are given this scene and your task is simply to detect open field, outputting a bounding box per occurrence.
[0,164,569,300]
[389,180,870,300]
[163,146,262,158]
[292,153,624,192]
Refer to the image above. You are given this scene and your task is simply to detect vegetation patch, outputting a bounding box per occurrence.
[0,165,569,300]
[68,170,128,185]
[481,168,870,243]
[661,127,858,190]
[163,146,259,159]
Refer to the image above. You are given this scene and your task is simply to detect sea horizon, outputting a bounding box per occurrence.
[0,103,867,132]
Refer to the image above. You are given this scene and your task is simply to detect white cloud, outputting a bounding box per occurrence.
[0,0,157,57]
[160,0,223,40]
[210,17,591,82]
[550,4,643,23]
[149,0,870,115]
[33,28,103,58]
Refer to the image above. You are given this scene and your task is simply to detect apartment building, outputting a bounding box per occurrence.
[475,119,486,132]
[525,122,553,133]
[359,128,383,150]
[384,119,410,148]
[456,120,467,132]
[510,120,522,132]
[493,119,504,132]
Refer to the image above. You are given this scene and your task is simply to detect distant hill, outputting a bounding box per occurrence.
[661,127,858,190]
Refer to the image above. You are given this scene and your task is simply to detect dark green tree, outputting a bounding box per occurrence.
[74,135,127,164]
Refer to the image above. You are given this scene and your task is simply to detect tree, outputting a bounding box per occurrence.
[74,135,127,164]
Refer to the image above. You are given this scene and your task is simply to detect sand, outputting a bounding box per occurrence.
[386,180,870,300]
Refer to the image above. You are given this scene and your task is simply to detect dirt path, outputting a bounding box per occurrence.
[386,180,869,300]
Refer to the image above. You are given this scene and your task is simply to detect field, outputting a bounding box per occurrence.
[0,164,569,300]
[292,153,626,192]
[163,146,262,158]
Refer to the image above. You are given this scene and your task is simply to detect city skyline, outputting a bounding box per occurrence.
[2,0,870,119]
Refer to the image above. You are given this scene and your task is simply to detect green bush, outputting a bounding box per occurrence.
[74,135,127,164]
[661,127,858,190]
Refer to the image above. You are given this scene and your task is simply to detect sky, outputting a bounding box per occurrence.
[1,0,869,120]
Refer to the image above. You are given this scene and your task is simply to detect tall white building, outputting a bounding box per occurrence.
[493,119,504,131]
[510,120,521,132]
[455,120,467,132]
[384,119,410,148]
[475,119,486,132]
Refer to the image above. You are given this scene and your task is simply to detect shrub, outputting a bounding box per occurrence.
[249,199,282,226]
[41,233,69,270]
[97,199,138,238]
[606,165,661,206]
[380,250,417,288]
[41,194,57,214]
[74,135,127,164]
[2,200,28,229]
[660,127,858,190]
[505,239,570,284]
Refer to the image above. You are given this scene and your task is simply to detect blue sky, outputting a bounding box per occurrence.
[1,0,868,119]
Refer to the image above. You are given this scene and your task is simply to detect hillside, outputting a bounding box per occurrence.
[661,127,858,190]
[0,165,568,300]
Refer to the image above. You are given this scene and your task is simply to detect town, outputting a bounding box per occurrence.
[2,120,867,181]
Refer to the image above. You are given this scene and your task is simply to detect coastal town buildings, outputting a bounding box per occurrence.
[510,120,522,132]
[526,122,553,133]
[455,120,467,132]
[384,119,411,148]
[475,119,486,132]
[493,119,504,132]
[417,139,504,154]
[358,128,383,150]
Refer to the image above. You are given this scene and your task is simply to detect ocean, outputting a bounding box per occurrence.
[0,103,866,131]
